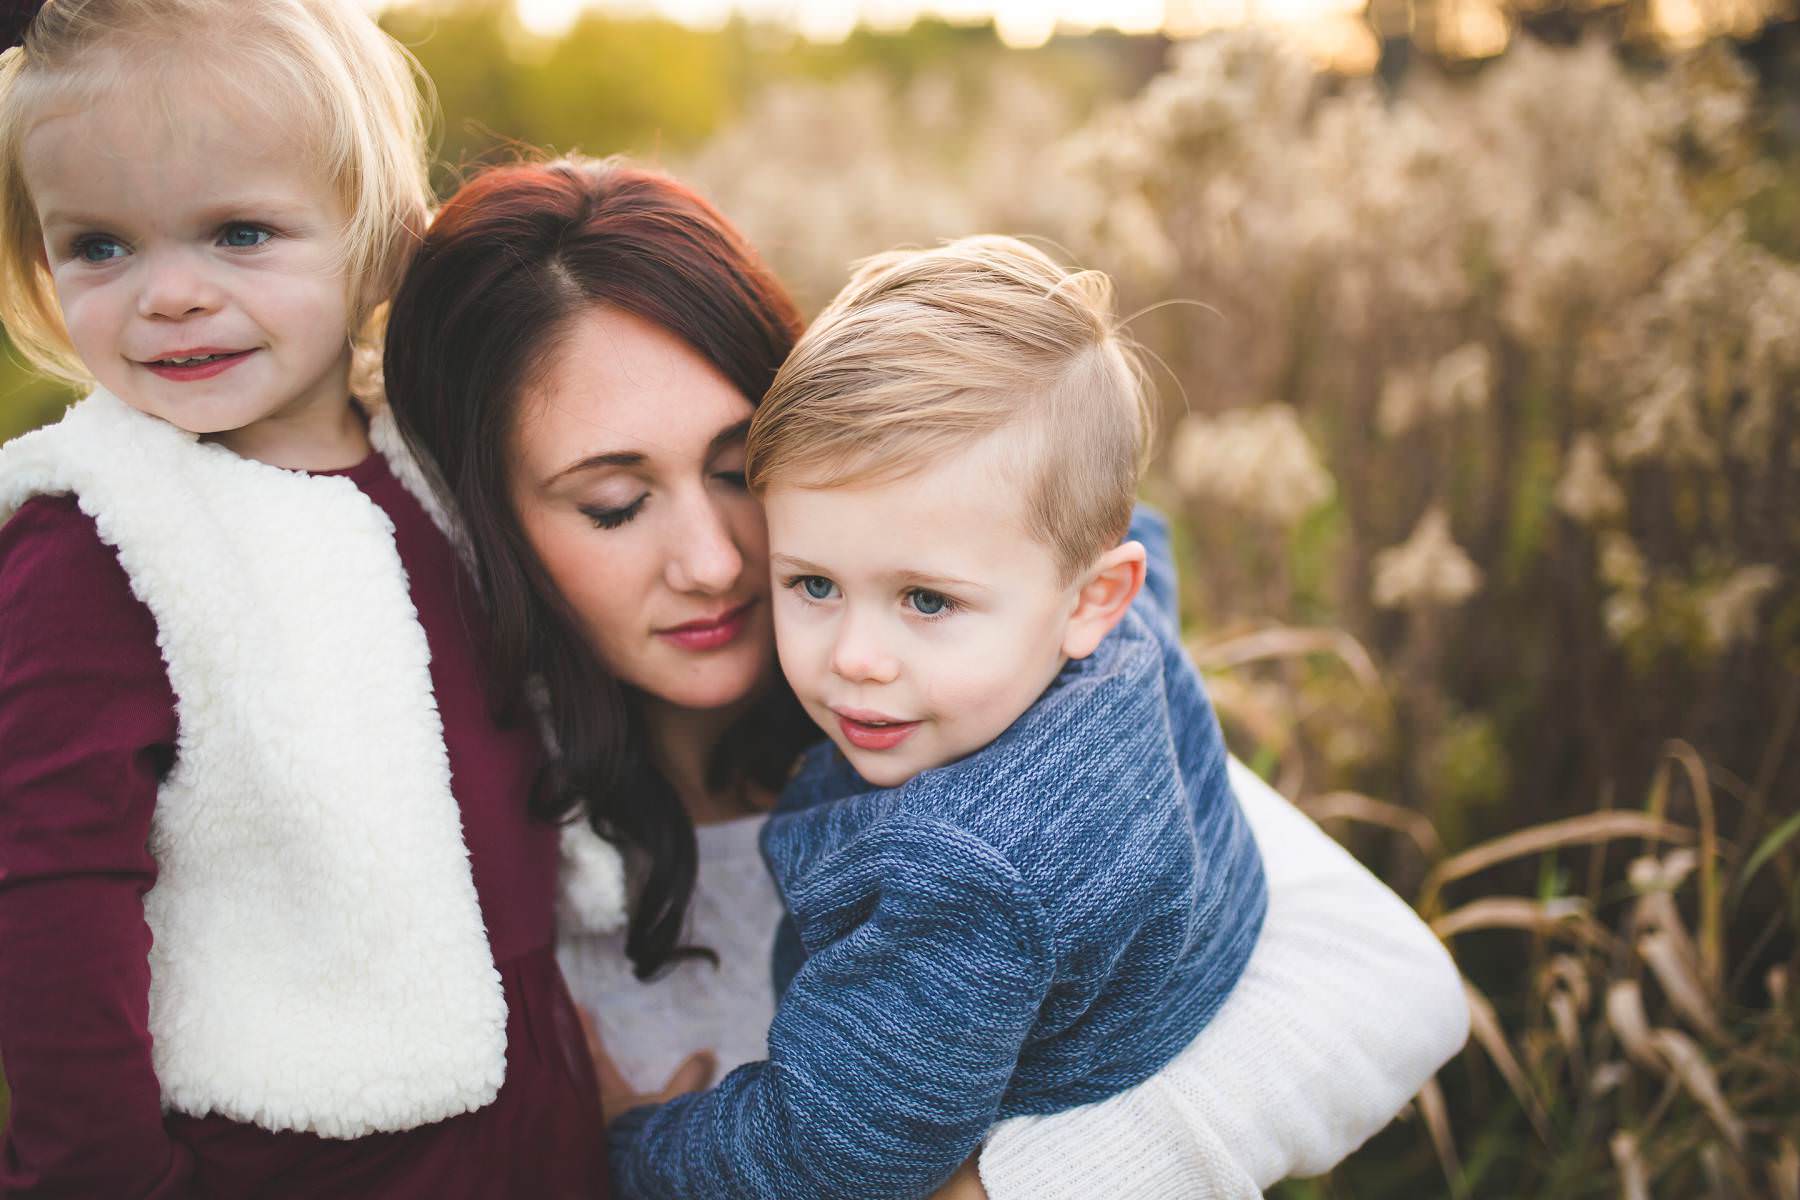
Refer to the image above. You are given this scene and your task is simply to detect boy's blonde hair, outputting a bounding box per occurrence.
[0,0,434,385]
[748,235,1153,582]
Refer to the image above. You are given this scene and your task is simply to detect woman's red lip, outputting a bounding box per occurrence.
[656,600,756,650]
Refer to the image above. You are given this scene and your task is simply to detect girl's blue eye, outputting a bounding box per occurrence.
[73,236,127,263]
[219,224,272,249]
[799,576,836,601]
[908,589,951,616]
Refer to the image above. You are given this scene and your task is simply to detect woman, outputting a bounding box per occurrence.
[382,156,1469,1197]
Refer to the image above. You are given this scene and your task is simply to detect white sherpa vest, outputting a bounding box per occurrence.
[0,389,632,1138]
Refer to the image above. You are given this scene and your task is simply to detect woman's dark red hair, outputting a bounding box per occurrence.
[383,157,813,979]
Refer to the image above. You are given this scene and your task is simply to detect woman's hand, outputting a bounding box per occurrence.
[928,1155,990,1200]
[577,1005,716,1123]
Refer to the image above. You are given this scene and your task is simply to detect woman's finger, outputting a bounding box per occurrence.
[578,1005,642,1118]
[655,1049,718,1103]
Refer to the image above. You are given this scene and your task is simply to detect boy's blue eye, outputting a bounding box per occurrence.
[799,576,836,601]
[908,589,951,616]
[219,224,272,249]
[73,236,127,263]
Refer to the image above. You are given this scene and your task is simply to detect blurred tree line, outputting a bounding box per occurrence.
[8,0,1798,439]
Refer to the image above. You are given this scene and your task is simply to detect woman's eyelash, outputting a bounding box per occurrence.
[580,496,647,529]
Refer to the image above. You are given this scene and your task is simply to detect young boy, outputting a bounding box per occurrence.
[606,236,1267,1200]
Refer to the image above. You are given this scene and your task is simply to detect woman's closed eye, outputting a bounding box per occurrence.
[580,494,648,530]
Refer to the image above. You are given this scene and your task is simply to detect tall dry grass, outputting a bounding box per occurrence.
[688,30,1800,1195]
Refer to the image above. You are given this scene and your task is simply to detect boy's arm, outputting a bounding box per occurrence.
[975,760,1469,1197]
[607,816,1053,1200]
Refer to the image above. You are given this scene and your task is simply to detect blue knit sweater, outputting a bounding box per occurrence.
[608,508,1267,1200]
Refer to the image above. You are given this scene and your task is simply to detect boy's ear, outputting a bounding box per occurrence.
[1061,540,1147,661]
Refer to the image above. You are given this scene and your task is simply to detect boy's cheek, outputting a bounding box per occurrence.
[771,605,826,696]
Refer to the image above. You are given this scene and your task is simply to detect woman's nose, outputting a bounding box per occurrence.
[137,249,222,321]
[664,493,745,595]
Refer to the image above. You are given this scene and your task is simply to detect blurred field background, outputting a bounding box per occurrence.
[2,0,1797,1195]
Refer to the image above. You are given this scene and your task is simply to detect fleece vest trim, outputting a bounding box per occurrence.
[0,390,509,1139]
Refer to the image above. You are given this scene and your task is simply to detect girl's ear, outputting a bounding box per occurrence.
[1060,539,1147,660]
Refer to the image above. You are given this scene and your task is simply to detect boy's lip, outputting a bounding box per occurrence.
[655,599,756,651]
[832,706,922,752]
[138,347,257,381]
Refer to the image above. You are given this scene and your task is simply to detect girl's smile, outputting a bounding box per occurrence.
[139,347,259,381]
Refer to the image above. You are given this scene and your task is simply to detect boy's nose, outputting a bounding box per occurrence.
[829,612,900,685]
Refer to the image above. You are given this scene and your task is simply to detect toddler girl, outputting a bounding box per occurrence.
[0,3,608,1195]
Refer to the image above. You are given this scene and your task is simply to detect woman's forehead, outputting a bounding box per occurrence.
[515,306,752,477]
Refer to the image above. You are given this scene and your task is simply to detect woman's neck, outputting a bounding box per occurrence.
[643,695,769,826]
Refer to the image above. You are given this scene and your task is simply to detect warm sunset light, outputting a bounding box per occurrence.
[503,0,1354,45]
[352,0,1775,70]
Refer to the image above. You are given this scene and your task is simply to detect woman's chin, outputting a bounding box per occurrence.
[637,646,772,713]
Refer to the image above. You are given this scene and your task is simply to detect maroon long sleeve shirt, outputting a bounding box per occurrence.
[0,452,608,1199]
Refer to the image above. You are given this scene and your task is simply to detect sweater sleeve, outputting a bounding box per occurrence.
[0,497,194,1199]
[608,816,1053,1200]
[976,760,1468,1198]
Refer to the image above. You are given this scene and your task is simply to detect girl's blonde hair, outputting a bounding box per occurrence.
[747,235,1155,582]
[0,0,434,385]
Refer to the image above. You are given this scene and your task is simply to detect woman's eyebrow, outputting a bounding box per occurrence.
[708,418,752,456]
[547,449,645,485]
[547,416,747,486]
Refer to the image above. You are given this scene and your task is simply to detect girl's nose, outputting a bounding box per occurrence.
[137,250,222,321]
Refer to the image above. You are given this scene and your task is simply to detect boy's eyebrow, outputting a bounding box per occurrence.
[770,553,987,593]
[770,553,828,575]
[896,569,989,593]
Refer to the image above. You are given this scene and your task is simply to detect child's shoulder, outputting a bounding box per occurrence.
[0,493,152,642]
[2,492,113,581]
